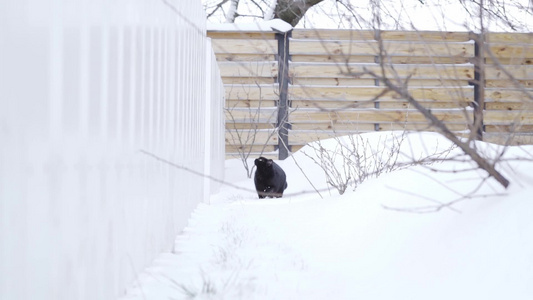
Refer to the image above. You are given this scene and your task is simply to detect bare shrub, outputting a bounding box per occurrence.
[303,131,456,195]
[225,83,279,178]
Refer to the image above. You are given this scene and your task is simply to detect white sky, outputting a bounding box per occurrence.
[203,0,533,32]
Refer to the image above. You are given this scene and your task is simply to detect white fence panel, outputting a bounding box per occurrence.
[0,0,225,299]
[205,37,226,198]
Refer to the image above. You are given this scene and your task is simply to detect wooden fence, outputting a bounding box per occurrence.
[208,29,533,160]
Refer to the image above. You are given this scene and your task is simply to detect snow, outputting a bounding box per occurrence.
[207,19,293,33]
[263,0,277,21]
[224,0,238,23]
[122,131,533,299]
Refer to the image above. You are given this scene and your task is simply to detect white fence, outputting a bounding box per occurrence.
[0,0,225,299]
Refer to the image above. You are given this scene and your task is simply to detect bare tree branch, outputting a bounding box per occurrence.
[357,33,511,188]
[274,0,325,26]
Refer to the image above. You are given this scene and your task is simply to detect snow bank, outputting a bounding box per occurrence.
[122,132,533,300]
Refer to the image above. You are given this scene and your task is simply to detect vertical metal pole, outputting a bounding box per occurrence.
[472,32,485,141]
[276,30,292,160]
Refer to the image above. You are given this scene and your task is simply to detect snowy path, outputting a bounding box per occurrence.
[123,133,533,300]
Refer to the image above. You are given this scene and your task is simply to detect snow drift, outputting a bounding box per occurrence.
[123,131,533,300]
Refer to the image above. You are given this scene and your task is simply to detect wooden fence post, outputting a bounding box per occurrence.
[276,30,292,160]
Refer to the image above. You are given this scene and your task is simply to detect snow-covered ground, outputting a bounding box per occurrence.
[122,131,533,299]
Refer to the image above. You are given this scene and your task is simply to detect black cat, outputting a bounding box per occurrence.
[254,157,288,199]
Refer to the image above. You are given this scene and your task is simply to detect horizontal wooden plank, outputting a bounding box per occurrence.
[225,84,279,100]
[377,101,471,109]
[379,31,472,42]
[291,78,377,86]
[216,53,276,62]
[291,123,377,131]
[289,40,474,57]
[485,33,533,43]
[225,108,278,123]
[379,123,470,132]
[485,65,533,80]
[291,54,471,64]
[208,31,276,40]
[226,122,276,130]
[218,69,474,85]
[291,55,377,63]
[289,109,471,124]
[290,122,470,133]
[484,111,533,125]
[379,56,472,64]
[219,61,278,78]
[290,63,475,80]
[291,100,376,110]
[485,124,533,133]
[290,30,472,42]
[292,77,472,87]
[221,76,276,85]
[291,29,375,40]
[485,79,533,88]
[290,40,377,55]
[212,39,277,54]
[487,43,533,59]
[289,85,474,102]
[227,99,277,108]
[226,130,279,146]
[291,100,471,110]
[485,89,533,102]
[485,102,533,111]
[486,57,533,65]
